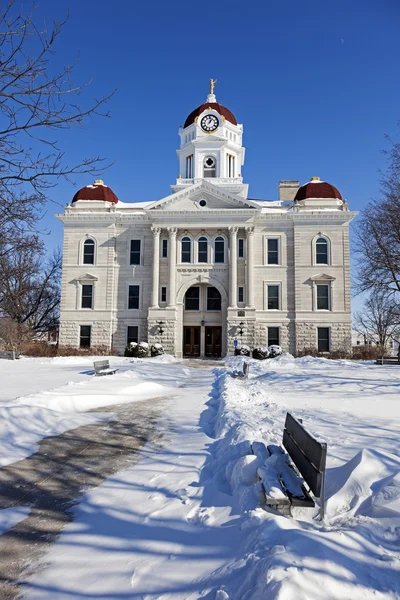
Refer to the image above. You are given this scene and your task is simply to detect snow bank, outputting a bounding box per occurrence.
[204,357,400,599]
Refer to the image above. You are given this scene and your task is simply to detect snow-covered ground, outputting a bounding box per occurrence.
[0,354,399,599]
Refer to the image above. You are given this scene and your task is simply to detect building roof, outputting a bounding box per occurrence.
[294,177,342,201]
[72,180,119,204]
[184,102,237,128]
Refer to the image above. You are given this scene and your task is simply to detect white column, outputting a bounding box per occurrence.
[229,227,238,308]
[151,227,161,308]
[246,227,255,308]
[168,228,178,307]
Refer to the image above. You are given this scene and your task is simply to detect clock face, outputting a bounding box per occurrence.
[200,114,219,133]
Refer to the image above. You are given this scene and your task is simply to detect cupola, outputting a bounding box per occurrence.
[294,177,342,202]
[72,180,119,204]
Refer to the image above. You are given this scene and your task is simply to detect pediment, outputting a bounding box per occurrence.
[70,273,99,283]
[309,273,336,281]
[146,181,259,211]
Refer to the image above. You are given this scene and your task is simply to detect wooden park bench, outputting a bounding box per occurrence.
[93,359,118,376]
[0,350,20,360]
[376,355,400,366]
[231,360,249,379]
[253,412,327,519]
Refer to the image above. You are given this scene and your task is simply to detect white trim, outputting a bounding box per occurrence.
[128,236,144,266]
[127,282,141,310]
[312,233,331,266]
[79,235,97,266]
[264,282,282,311]
[264,235,282,266]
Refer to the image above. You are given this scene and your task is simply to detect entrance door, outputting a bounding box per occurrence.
[183,326,200,357]
[205,327,222,358]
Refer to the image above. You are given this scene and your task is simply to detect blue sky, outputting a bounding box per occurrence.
[32,0,399,269]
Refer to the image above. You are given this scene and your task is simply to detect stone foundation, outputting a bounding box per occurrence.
[295,322,352,353]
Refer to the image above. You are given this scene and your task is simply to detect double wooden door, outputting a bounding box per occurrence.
[205,326,222,358]
[183,326,200,357]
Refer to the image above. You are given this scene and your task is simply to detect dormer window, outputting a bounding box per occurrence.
[203,156,216,178]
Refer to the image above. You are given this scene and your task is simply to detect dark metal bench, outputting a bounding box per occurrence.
[254,412,327,519]
[93,359,118,376]
[0,350,20,360]
[376,356,400,365]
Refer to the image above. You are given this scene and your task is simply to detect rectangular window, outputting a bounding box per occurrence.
[267,284,280,310]
[81,284,93,309]
[127,326,138,346]
[130,239,141,265]
[162,239,168,258]
[238,238,244,258]
[80,325,91,348]
[268,327,280,346]
[317,284,330,310]
[128,285,140,309]
[267,238,279,265]
[238,286,244,303]
[185,286,200,311]
[198,238,208,263]
[207,287,221,311]
[186,154,193,178]
[161,286,167,303]
[318,327,330,352]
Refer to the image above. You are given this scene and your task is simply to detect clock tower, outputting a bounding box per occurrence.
[171,80,248,198]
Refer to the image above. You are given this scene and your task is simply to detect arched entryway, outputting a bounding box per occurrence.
[181,283,225,358]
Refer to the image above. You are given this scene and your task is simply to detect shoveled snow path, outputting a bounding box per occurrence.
[22,362,243,600]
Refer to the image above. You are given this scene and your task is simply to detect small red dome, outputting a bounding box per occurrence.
[184,102,237,128]
[72,180,119,204]
[294,177,342,202]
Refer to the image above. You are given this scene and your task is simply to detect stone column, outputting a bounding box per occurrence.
[246,227,255,308]
[229,226,238,308]
[168,228,178,307]
[151,227,161,308]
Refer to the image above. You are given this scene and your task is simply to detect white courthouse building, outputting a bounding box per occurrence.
[58,83,357,358]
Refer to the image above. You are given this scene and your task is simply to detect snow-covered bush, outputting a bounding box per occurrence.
[252,347,270,360]
[268,344,282,358]
[151,343,164,357]
[234,344,251,356]
[124,341,149,358]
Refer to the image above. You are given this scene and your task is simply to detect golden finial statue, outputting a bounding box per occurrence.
[210,78,217,95]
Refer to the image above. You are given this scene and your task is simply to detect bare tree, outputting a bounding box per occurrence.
[354,291,400,350]
[0,1,115,253]
[356,128,400,297]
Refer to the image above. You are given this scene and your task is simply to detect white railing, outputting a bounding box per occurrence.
[176,177,243,185]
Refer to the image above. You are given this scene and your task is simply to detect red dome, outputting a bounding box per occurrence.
[294,178,342,202]
[184,102,237,128]
[72,180,119,204]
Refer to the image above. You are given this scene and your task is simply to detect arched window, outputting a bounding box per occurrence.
[83,239,95,264]
[203,156,216,178]
[181,237,192,263]
[316,237,329,264]
[214,236,225,263]
[198,237,208,263]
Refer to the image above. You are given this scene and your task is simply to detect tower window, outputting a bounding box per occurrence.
[203,156,216,178]
[198,237,208,263]
[83,239,95,265]
[81,284,93,309]
[316,237,329,264]
[186,154,193,178]
[181,237,192,263]
[227,154,235,178]
[214,236,225,263]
